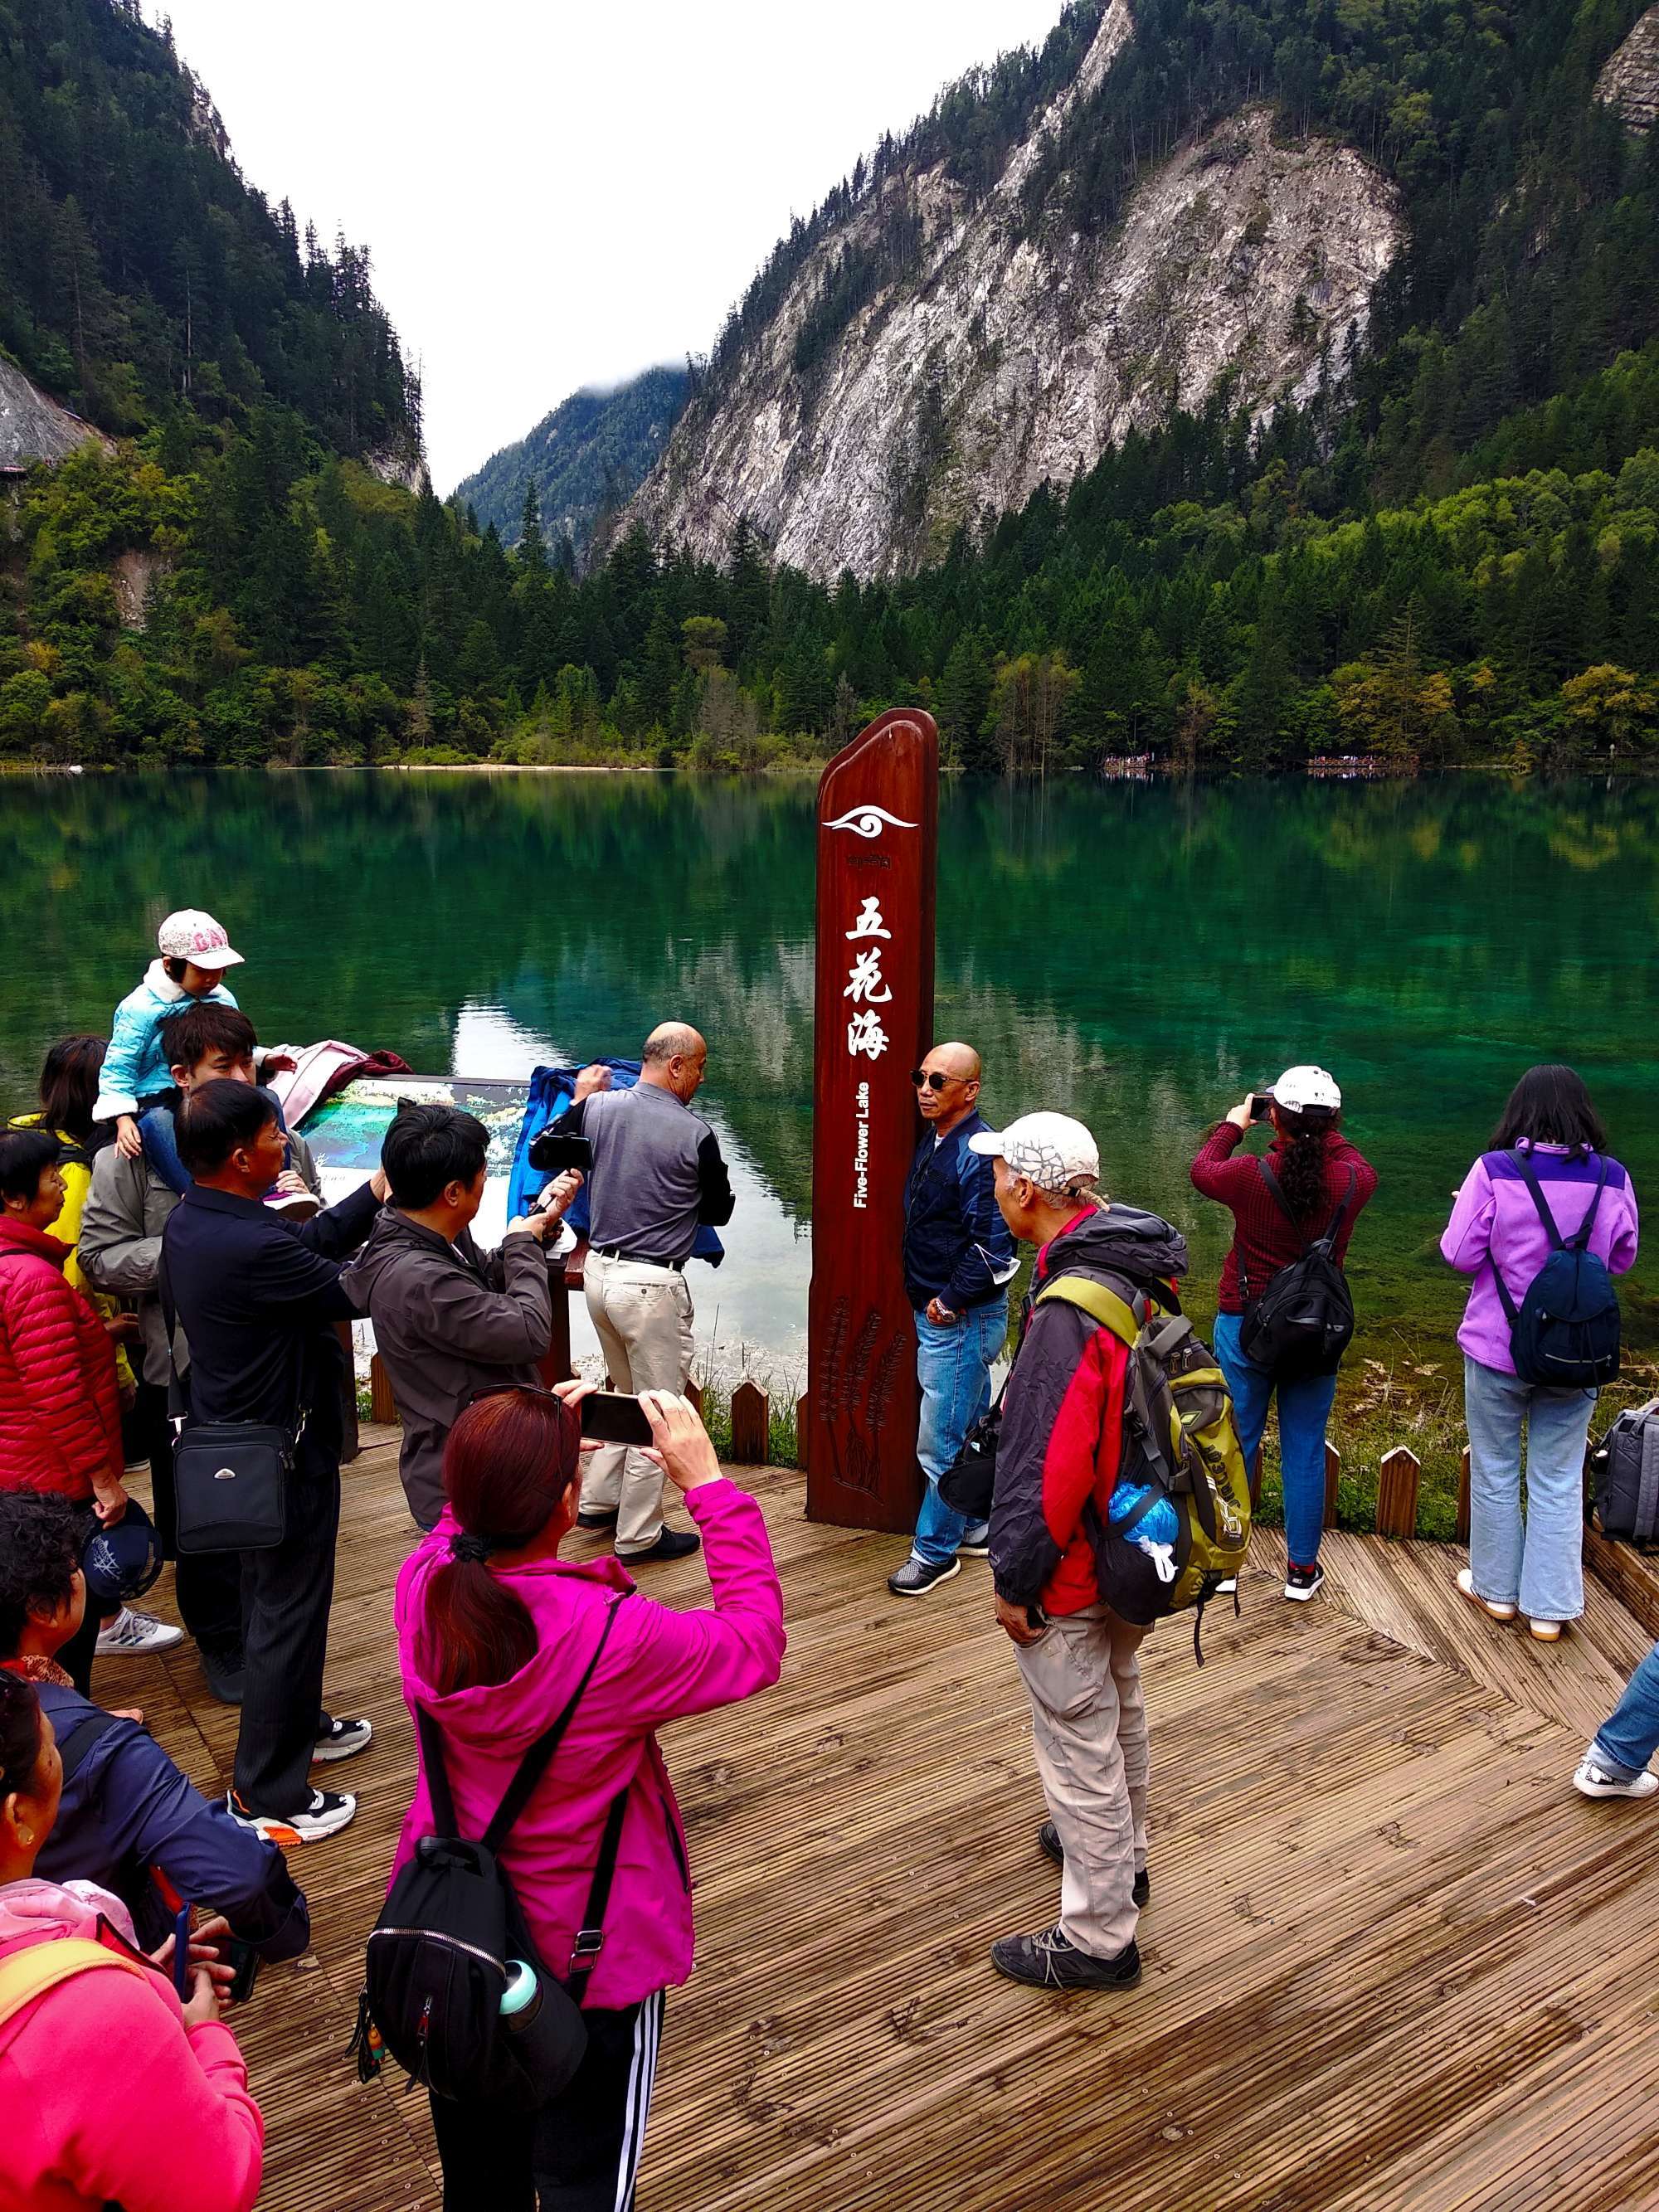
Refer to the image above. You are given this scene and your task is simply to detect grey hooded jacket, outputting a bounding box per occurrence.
[340,1208,554,1529]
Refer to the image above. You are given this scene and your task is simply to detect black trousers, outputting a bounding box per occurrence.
[60,1597,100,1696]
[232,1429,339,1815]
[429,1991,664,2212]
[134,1381,243,1658]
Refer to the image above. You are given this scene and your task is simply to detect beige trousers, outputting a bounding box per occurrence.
[581,1251,694,1554]
[1015,1602,1149,1958]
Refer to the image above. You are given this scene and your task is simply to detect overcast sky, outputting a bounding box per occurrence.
[148,1,1066,493]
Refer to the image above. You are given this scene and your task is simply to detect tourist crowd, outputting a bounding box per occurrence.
[0,903,1653,2209]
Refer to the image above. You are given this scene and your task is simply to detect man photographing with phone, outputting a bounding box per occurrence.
[343,1103,585,1532]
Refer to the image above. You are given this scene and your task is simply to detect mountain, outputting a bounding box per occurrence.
[455,366,689,562]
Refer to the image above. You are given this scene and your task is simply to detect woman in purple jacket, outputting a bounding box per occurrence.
[392,1382,785,2212]
[1443,1066,1639,1641]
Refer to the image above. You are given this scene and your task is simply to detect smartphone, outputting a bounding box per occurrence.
[579,1390,655,1448]
[1248,1091,1276,1123]
[528,1129,594,1176]
[223,1937,260,2005]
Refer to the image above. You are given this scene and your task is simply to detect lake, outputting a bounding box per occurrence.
[5,769,1657,1390]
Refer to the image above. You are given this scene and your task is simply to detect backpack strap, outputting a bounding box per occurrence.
[565,1785,632,2003]
[52,1708,123,1786]
[481,1598,625,1854]
[1506,1149,1569,1252]
[1034,1272,1180,1344]
[1258,1159,1357,1252]
[0,1938,149,2034]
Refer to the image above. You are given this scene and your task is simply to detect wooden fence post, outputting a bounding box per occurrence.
[369,1349,397,1428]
[685,1378,703,1419]
[1323,1441,1341,1530]
[795,1393,809,1473]
[729,1380,770,1466]
[1456,1446,1472,1547]
[1376,1446,1421,1540]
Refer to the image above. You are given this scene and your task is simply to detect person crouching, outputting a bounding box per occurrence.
[968,1113,1189,1994]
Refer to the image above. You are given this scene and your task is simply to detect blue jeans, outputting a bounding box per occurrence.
[1463,1355,1595,1625]
[1592,1641,1659,1778]
[912,1300,1006,1567]
[139,1088,289,1197]
[1213,1311,1337,1571]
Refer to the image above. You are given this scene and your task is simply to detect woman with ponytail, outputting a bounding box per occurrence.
[1191,1067,1377,1603]
[390,1381,784,2212]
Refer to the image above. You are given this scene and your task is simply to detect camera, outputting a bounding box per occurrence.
[528,1129,594,1176]
[1248,1091,1276,1123]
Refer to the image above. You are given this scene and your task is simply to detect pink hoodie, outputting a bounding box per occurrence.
[0,1877,263,2212]
[392,1476,785,2010]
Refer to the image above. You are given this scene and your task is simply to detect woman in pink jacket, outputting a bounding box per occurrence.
[1443,1064,1639,1641]
[392,1381,785,2212]
[0,1671,263,2212]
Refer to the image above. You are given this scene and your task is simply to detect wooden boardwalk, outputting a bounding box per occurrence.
[98,1429,1659,2212]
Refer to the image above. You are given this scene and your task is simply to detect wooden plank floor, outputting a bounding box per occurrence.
[95,1432,1659,2212]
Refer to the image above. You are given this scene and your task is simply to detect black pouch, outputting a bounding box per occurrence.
[173,1422,291,1552]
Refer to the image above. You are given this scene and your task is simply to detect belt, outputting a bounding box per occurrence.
[591,1247,684,1272]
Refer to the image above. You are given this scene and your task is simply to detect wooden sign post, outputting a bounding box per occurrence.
[805,708,939,1530]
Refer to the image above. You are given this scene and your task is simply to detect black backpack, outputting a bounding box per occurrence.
[353,1600,628,2108]
[1238,1164,1357,1380]
[1491,1150,1621,1389]
[1588,1402,1659,1545]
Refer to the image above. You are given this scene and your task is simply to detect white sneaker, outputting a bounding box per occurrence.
[227,1787,357,1844]
[1573,1756,1659,1801]
[313,1716,374,1763]
[95,1607,185,1655]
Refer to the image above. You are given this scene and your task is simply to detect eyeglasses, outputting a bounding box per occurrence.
[911,1070,968,1091]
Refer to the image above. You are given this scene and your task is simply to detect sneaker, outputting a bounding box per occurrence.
[1573,1756,1659,1801]
[619,1528,702,1565]
[95,1607,185,1655]
[990,1923,1142,1992]
[265,1189,320,1221]
[227,1787,357,1845]
[1037,1821,1150,1905]
[1284,1563,1325,1603]
[577,1508,620,1530]
[957,1522,991,1559]
[1214,1576,1238,1597]
[887,1555,961,1598]
[199,1646,246,1706]
[1456,1567,1517,1623]
[313,1715,373,1763]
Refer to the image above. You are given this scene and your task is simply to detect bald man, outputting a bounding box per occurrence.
[567,1024,734,1562]
[888,1041,1018,1598]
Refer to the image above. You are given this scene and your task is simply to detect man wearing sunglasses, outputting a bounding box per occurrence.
[888,1043,1017,1597]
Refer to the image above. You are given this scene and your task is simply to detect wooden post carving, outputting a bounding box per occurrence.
[806,709,938,1530]
[730,1381,770,1466]
[1376,1446,1421,1540]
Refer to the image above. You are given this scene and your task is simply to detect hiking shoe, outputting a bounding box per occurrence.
[1456,1567,1517,1622]
[95,1607,184,1655]
[957,1521,991,1558]
[620,1528,702,1564]
[313,1715,374,1763]
[990,1924,1141,1992]
[887,1555,961,1597]
[265,1190,320,1221]
[1574,1756,1659,1801]
[577,1508,620,1530]
[1284,1563,1326,1603]
[228,1787,357,1845]
[1036,1822,1150,1904]
[200,1646,246,1705]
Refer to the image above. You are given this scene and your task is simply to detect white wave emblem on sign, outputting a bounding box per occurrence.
[823,805,918,839]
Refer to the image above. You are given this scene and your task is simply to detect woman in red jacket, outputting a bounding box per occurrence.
[0,1130,129,1694]
[1190,1067,1376,1604]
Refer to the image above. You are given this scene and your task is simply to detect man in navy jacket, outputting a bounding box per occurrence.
[888,1042,1017,1598]
[163,1079,387,1845]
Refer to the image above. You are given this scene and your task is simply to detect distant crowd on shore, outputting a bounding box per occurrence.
[0,905,1656,2211]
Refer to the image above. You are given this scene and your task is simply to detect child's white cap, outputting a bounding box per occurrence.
[157,909,245,968]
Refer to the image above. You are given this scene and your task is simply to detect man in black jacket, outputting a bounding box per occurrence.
[163,1079,386,1846]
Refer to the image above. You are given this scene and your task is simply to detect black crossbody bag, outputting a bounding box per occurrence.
[160,1262,291,1553]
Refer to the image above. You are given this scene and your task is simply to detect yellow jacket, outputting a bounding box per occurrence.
[6,1113,136,1394]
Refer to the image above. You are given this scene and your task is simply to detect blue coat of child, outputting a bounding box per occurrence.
[93,958,241,1124]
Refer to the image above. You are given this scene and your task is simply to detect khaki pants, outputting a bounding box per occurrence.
[582,1252,694,1554]
[1016,1602,1149,1959]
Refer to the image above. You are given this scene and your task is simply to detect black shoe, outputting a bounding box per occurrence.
[199,1646,246,1706]
[990,1923,1142,1991]
[620,1527,702,1564]
[1284,1562,1326,1603]
[577,1509,619,1529]
[887,1555,961,1598]
[1037,1821,1150,1905]
[314,1715,373,1763]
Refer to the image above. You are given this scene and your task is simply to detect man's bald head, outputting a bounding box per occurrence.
[929,1042,981,1083]
[640,1022,708,1101]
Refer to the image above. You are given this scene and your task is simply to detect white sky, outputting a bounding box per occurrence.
[148,1,1066,493]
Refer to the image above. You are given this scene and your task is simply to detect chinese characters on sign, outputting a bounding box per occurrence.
[844,897,893,1061]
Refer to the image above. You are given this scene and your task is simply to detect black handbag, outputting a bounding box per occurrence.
[161,1264,291,1553]
[938,1374,1010,1522]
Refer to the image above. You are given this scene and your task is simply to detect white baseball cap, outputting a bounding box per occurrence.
[1271,1065,1341,1114]
[157,908,245,968]
[969,1111,1100,1194]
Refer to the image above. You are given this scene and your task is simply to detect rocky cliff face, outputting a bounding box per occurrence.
[0,357,108,473]
[1597,3,1659,129]
[627,1,1403,581]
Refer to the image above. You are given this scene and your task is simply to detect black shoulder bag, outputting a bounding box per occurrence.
[161,1261,290,1553]
[356,1601,630,2108]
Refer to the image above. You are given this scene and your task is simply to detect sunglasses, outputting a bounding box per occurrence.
[910,1069,970,1091]
[460,1380,565,1412]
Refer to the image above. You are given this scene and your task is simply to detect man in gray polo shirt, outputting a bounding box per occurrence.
[566,1022,734,1561]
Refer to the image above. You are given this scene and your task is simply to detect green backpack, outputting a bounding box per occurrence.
[1035,1275,1252,1654]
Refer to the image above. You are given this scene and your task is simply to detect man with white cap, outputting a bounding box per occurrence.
[1191,1065,1376,1602]
[968,1110,1190,1993]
